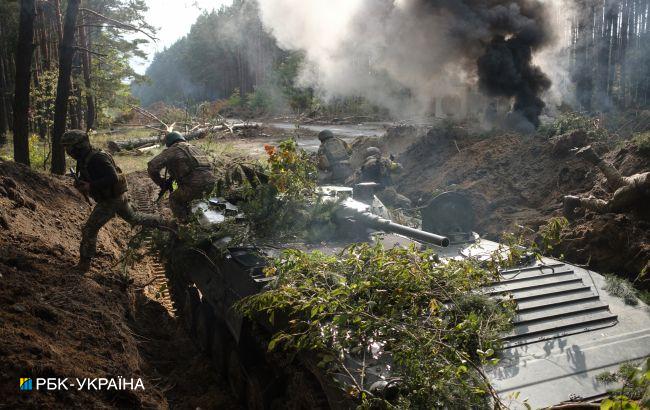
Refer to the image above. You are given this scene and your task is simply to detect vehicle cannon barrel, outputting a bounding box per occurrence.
[354,209,449,247]
[335,197,450,247]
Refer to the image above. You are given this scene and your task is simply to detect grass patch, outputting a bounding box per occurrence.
[603,275,645,306]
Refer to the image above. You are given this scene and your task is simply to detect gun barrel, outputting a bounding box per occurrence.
[355,211,450,247]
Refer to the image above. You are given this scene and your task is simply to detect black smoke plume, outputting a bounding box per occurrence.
[259,0,556,128]
[418,0,553,129]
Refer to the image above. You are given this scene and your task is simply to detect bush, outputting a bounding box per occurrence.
[540,112,608,139]
[227,88,244,108]
[29,134,48,170]
[632,132,650,156]
[596,359,650,409]
[237,244,515,408]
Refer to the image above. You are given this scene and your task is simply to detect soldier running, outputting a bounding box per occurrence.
[316,129,353,184]
[62,130,166,272]
[147,131,216,220]
[359,147,411,208]
[563,145,650,218]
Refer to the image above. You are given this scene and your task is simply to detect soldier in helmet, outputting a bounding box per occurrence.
[61,130,166,272]
[359,147,411,208]
[563,145,650,218]
[316,129,353,184]
[147,131,216,220]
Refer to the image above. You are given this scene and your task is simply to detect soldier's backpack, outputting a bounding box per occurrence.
[82,149,128,199]
[175,142,212,181]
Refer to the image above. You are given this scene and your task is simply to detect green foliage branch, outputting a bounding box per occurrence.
[596,359,650,410]
[237,243,515,408]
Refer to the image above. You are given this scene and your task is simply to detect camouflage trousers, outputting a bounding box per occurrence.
[577,172,650,213]
[170,170,216,220]
[80,194,164,261]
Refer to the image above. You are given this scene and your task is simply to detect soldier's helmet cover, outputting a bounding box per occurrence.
[165,131,186,147]
[61,130,89,146]
[318,129,334,141]
[365,146,382,158]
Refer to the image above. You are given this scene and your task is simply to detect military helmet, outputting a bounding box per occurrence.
[61,130,89,146]
[165,131,186,147]
[365,146,382,158]
[318,129,334,141]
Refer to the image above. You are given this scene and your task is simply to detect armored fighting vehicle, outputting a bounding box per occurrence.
[166,184,650,409]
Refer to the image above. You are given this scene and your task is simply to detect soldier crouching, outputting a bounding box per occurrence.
[147,132,216,221]
[360,147,412,209]
[316,129,353,184]
[62,130,167,272]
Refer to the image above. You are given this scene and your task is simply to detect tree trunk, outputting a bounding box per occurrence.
[79,12,95,131]
[12,0,37,166]
[0,52,8,145]
[0,82,7,145]
[51,0,80,175]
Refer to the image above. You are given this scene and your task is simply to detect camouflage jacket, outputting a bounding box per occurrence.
[147,141,212,186]
[78,149,127,201]
[317,138,352,170]
[360,157,402,187]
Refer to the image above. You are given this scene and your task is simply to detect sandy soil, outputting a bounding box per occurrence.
[390,124,649,281]
[0,159,238,409]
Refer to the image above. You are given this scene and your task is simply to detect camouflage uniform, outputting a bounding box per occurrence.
[572,172,650,214]
[564,145,650,216]
[360,151,411,208]
[317,137,353,184]
[147,141,216,219]
[360,156,401,187]
[77,149,164,262]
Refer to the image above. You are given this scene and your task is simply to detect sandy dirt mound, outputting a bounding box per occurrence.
[0,159,237,408]
[395,125,649,280]
[555,143,650,279]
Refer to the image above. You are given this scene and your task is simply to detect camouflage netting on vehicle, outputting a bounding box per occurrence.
[236,243,515,408]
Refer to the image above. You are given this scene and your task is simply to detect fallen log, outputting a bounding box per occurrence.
[107,136,162,152]
[184,123,261,140]
[107,123,261,152]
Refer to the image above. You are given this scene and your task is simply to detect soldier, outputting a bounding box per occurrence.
[563,145,650,218]
[147,131,216,220]
[360,147,411,208]
[61,130,166,272]
[316,129,353,184]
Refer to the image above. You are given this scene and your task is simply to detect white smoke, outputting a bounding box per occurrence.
[258,0,575,120]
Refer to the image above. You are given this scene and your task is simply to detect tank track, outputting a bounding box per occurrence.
[129,181,176,315]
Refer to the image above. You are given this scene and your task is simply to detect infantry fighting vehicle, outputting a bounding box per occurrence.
[166,184,650,409]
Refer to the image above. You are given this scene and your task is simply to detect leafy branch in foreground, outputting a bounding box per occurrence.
[596,359,650,410]
[237,243,515,409]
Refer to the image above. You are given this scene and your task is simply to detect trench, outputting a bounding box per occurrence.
[125,174,241,409]
[126,173,336,409]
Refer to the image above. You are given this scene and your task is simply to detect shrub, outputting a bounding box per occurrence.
[237,244,515,408]
[29,134,48,170]
[540,112,607,139]
[632,132,650,156]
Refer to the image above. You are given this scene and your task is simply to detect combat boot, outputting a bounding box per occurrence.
[562,195,581,220]
[74,257,92,273]
[575,145,600,164]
